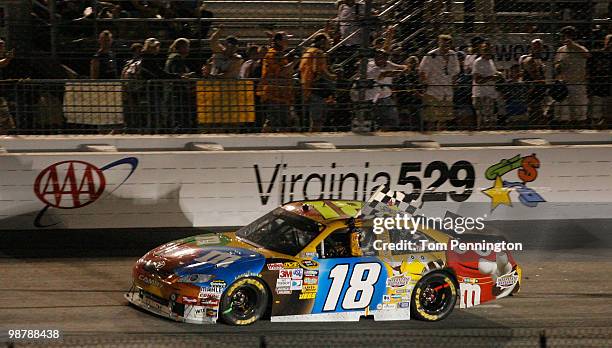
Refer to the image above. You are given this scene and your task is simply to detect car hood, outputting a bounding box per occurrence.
[140,233,266,282]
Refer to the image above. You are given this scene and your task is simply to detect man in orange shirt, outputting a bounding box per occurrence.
[259,32,297,131]
[300,33,337,131]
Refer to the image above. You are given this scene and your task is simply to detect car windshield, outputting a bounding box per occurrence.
[236,208,323,256]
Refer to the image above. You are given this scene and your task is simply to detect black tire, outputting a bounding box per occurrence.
[219,277,269,325]
[411,272,458,321]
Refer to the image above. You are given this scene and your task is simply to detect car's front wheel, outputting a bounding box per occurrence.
[411,272,458,321]
[219,277,268,325]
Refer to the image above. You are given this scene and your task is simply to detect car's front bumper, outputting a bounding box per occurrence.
[125,285,218,324]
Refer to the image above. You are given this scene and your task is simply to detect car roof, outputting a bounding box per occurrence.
[281,200,364,224]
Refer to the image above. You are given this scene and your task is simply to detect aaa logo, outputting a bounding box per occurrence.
[482,154,545,211]
[33,157,138,227]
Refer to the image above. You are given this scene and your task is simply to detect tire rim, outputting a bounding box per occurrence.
[419,278,452,315]
[230,286,258,319]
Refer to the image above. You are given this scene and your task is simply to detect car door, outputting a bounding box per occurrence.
[310,227,388,316]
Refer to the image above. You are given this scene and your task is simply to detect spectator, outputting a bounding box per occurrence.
[0,39,15,133]
[365,49,406,131]
[337,0,362,47]
[140,38,174,79]
[165,38,195,131]
[500,64,529,126]
[394,55,422,130]
[300,33,337,132]
[259,31,297,131]
[209,27,243,79]
[165,38,192,77]
[554,26,590,125]
[472,41,504,129]
[139,38,175,131]
[588,34,612,128]
[464,36,485,74]
[240,45,263,79]
[453,51,475,129]
[520,39,547,124]
[419,34,460,130]
[90,30,118,79]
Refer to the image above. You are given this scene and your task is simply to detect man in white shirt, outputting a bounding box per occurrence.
[472,41,503,128]
[554,26,590,124]
[365,49,406,130]
[337,0,362,47]
[419,34,460,130]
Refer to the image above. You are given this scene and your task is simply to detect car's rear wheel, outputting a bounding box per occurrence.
[411,272,457,321]
[219,278,268,325]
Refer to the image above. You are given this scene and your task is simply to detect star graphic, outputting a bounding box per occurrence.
[482,176,512,211]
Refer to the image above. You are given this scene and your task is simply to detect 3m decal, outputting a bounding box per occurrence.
[459,283,481,308]
[323,263,382,311]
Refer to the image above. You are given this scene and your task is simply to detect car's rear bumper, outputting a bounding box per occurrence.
[125,285,218,324]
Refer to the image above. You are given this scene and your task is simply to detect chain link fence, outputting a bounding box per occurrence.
[0,0,610,134]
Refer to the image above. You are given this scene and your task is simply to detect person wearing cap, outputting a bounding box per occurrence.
[90,30,118,79]
[418,34,460,130]
[554,26,590,125]
[520,39,547,124]
[464,36,485,74]
[209,27,243,79]
[300,33,336,132]
[259,31,297,131]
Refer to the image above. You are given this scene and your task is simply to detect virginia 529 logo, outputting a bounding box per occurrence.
[482,154,545,211]
[33,157,139,227]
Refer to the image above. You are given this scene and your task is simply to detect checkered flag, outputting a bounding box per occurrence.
[359,185,420,219]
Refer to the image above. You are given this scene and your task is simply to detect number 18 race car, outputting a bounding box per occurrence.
[125,199,521,325]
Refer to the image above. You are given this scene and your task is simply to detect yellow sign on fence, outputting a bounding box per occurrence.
[196,80,256,124]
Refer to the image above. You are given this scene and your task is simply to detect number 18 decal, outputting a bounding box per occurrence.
[323,263,382,311]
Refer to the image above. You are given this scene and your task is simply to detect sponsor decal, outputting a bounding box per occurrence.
[33,158,139,227]
[195,234,230,246]
[376,304,383,310]
[483,154,545,211]
[290,279,303,291]
[382,303,396,310]
[210,280,227,291]
[391,294,403,299]
[277,290,291,295]
[299,292,316,300]
[382,295,391,303]
[181,296,198,304]
[392,288,408,294]
[496,270,519,289]
[304,270,318,277]
[300,260,319,268]
[463,277,479,284]
[206,308,218,318]
[254,161,476,206]
[267,263,284,271]
[276,278,291,289]
[283,262,300,269]
[279,269,292,278]
[152,260,165,270]
[303,276,318,285]
[291,268,303,280]
[459,283,481,309]
[304,252,318,258]
[193,307,206,318]
[398,302,410,309]
[138,274,162,288]
[386,275,410,288]
[195,251,241,268]
[302,284,318,292]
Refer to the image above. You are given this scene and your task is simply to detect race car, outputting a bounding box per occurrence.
[125,199,521,325]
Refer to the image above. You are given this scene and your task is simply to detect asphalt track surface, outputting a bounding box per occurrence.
[1,242,612,346]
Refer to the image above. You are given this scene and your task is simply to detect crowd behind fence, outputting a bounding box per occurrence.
[0,0,611,134]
